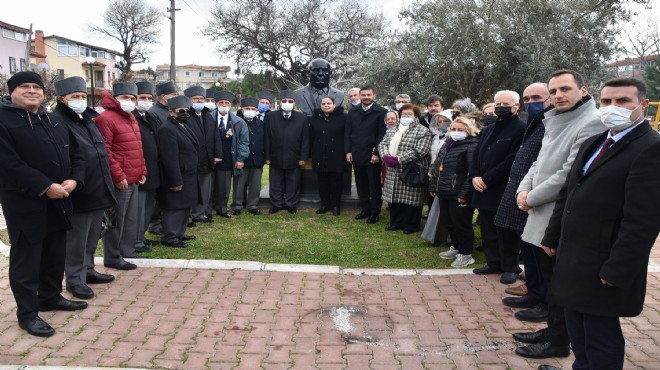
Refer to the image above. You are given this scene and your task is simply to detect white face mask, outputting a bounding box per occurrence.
[192,102,205,112]
[450,131,467,141]
[218,106,231,114]
[118,100,136,113]
[67,99,87,114]
[204,102,216,111]
[395,102,405,110]
[281,102,294,112]
[399,117,414,125]
[598,104,641,132]
[243,110,257,120]
[136,101,153,113]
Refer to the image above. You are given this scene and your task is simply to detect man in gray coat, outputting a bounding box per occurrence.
[512,69,606,360]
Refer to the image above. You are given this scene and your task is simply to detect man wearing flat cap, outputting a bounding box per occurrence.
[0,72,87,337]
[235,97,266,215]
[256,91,274,122]
[204,89,217,111]
[50,76,117,300]
[184,86,222,224]
[264,89,310,213]
[94,82,147,270]
[209,90,249,217]
[158,96,199,248]
[147,81,178,128]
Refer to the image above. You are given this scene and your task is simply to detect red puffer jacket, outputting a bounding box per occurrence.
[94,91,147,184]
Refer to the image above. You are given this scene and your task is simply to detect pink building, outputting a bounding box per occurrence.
[0,20,31,78]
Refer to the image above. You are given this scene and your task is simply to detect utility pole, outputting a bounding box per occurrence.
[24,23,32,71]
[168,0,180,83]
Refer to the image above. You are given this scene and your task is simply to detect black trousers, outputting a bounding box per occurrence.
[565,309,624,370]
[537,247,570,346]
[520,240,547,307]
[9,230,66,321]
[269,166,301,208]
[439,198,474,255]
[479,210,520,273]
[317,171,343,209]
[161,208,190,244]
[353,163,382,215]
[389,203,423,232]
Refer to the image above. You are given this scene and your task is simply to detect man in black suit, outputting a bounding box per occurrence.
[158,96,199,248]
[0,72,88,337]
[537,78,660,370]
[345,86,387,223]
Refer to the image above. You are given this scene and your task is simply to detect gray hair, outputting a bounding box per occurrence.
[452,98,477,114]
[494,90,520,104]
[348,87,360,94]
[395,94,411,102]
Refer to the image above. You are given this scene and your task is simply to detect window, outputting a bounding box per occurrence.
[20,58,26,72]
[57,69,64,79]
[57,39,79,56]
[2,29,26,41]
[79,46,90,57]
[199,71,203,77]
[212,71,218,78]
[185,71,190,77]
[9,57,16,74]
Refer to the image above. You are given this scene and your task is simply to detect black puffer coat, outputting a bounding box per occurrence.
[429,136,479,200]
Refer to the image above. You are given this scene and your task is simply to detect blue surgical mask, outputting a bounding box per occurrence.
[192,102,205,112]
[258,103,270,113]
[524,101,545,119]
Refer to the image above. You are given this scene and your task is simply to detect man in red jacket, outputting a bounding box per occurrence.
[94,82,146,270]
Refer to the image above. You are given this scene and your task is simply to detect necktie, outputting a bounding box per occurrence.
[220,116,224,129]
[284,114,289,120]
[588,138,615,171]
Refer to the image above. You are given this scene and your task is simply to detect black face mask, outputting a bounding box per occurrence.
[495,106,514,120]
[176,111,190,122]
[451,111,460,120]
[482,115,497,126]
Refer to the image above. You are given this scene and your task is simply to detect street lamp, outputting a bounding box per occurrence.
[86,56,96,108]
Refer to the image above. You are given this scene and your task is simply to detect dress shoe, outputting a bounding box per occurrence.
[66,284,95,299]
[332,207,340,216]
[39,297,88,312]
[513,329,547,344]
[248,208,262,215]
[269,206,283,214]
[403,229,417,234]
[19,317,54,337]
[473,266,502,275]
[202,216,214,223]
[162,240,188,248]
[505,284,528,296]
[503,294,538,309]
[316,206,331,214]
[354,210,370,220]
[87,270,115,284]
[148,227,162,235]
[192,216,207,223]
[385,225,401,231]
[538,365,563,370]
[366,215,379,224]
[104,260,137,270]
[124,254,152,259]
[232,209,241,216]
[217,212,232,218]
[135,245,151,253]
[179,234,196,241]
[500,271,518,284]
[144,238,160,246]
[287,206,297,214]
[515,341,570,359]
[186,221,197,227]
[515,306,549,322]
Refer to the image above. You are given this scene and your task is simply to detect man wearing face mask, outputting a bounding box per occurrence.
[494,83,552,322]
[264,90,310,213]
[256,91,274,121]
[184,86,222,224]
[536,78,660,370]
[512,70,605,360]
[147,81,178,128]
[470,90,525,283]
[235,97,266,215]
[423,95,444,128]
[158,96,199,249]
[347,87,360,109]
[294,58,345,117]
[394,94,411,111]
[94,82,146,269]
[204,89,217,111]
[50,77,117,300]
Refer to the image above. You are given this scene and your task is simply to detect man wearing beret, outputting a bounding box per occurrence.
[0,72,87,336]
[256,91,274,122]
[94,82,147,269]
[235,97,266,215]
[147,81,178,128]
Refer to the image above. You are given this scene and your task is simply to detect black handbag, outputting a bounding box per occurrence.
[400,150,428,187]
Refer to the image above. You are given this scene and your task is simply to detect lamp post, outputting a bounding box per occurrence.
[86,56,96,108]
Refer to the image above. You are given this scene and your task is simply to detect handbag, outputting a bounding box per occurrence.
[400,150,428,187]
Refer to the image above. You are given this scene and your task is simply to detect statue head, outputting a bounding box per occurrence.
[308,58,331,89]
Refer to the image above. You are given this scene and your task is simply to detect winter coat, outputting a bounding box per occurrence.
[429,136,478,200]
[244,116,266,168]
[0,96,85,244]
[145,101,169,129]
[469,114,525,211]
[518,96,606,247]
[133,110,160,190]
[379,121,432,206]
[210,111,249,175]
[345,102,387,166]
[187,109,222,173]
[309,106,348,173]
[157,117,199,210]
[51,101,116,213]
[264,109,310,169]
[93,91,147,184]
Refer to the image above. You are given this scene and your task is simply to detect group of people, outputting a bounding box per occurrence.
[0,67,658,370]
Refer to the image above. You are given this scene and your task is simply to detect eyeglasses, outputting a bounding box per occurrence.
[281,99,295,103]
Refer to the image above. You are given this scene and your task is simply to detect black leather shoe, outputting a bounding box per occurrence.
[144,238,160,246]
[515,306,549,322]
[355,210,370,220]
[39,297,88,312]
[86,270,115,284]
[513,329,547,344]
[67,284,95,299]
[403,229,418,234]
[366,215,379,224]
[135,245,151,253]
[538,365,563,370]
[179,235,196,241]
[287,206,297,214]
[515,341,570,359]
[385,226,401,231]
[332,207,340,216]
[186,221,197,227]
[19,317,54,337]
[316,206,330,214]
[503,294,539,309]
[217,212,232,218]
[473,266,502,275]
[500,272,518,284]
[104,260,137,270]
[202,216,214,223]
[232,209,241,216]
[269,206,283,214]
[248,208,262,215]
[162,240,188,248]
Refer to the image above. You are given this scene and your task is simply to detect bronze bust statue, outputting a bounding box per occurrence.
[294,58,345,116]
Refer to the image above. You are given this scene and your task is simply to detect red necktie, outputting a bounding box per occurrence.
[588,138,615,171]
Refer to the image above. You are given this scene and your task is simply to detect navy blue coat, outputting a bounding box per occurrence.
[157,117,199,210]
[133,110,161,190]
[344,102,387,166]
[309,106,348,173]
[244,116,265,168]
[187,109,223,174]
[264,109,310,169]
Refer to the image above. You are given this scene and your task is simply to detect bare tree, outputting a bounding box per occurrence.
[202,0,389,88]
[88,0,163,80]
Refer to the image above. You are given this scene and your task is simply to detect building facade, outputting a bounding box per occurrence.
[0,20,31,85]
[156,64,231,90]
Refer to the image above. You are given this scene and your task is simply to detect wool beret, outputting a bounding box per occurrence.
[136,81,155,96]
[279,89,298,101]
[167,96,192,110]
[214,90,235,103]
[112,82,138,97]
[156,81,177,96]
[7,71,44,94]
[256,90,274,103]
[54,76,86,96]
[206,89,216,99]
[184,86,206,99]
[241,97,259,108]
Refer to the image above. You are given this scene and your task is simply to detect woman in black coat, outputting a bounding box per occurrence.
[309,97,347,216]
[429,117,479,268]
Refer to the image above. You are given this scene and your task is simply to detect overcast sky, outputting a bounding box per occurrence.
[2,0,411,71]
